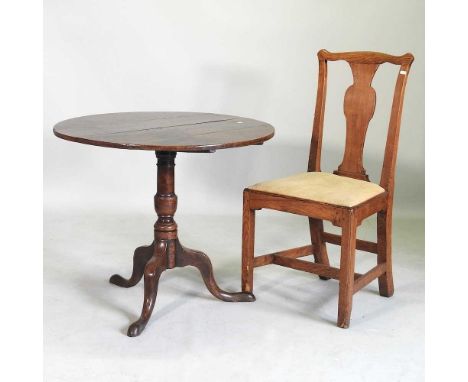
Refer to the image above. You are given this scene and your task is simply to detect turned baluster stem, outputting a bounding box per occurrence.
[154,151,178,267]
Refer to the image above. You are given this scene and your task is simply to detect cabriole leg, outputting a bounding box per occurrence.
[127,241,167,337]
[110,243,154,288]
[177,241,255,302]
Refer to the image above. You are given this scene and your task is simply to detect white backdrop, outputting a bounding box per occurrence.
[44,0,424,218]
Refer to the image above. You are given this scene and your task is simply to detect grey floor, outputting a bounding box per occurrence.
[44,211,424,381]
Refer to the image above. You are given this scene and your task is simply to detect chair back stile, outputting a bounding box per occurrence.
[308,57,328,173]
[307,50,414,197]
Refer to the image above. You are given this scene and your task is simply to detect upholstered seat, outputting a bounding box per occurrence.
[248,172,385,208]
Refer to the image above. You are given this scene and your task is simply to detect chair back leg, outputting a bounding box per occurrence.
[337,212,358,328]
[377,211,394,297]
[309,218,331,280]
[242,191,256,293]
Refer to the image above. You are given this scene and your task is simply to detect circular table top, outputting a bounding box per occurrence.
[53,112,274,152]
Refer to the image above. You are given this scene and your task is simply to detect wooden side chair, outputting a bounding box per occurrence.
[241,49,414,328]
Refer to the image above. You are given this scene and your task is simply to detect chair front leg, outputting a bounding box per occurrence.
[337,212,357,328]
[309,218,331,280]
[377,210,394,297]
[241,191,256,293]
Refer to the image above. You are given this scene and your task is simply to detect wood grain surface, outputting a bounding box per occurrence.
[53,112,274,152]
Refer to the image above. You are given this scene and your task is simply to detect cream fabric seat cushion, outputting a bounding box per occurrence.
[248,172,385,208]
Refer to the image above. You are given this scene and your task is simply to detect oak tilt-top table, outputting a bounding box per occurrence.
[54,112,274,337]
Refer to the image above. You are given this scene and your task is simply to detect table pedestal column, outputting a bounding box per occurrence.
[110,151,255,337]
